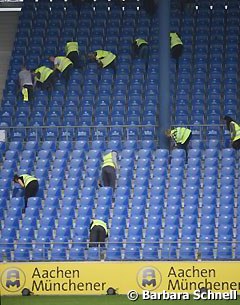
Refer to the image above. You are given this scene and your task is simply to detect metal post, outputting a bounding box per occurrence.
[158,0,170,149]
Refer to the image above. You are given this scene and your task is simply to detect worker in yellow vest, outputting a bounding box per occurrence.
[133,38,149,62]
[33,66,56,90]
[65,41,79,68]
[49,56,73,80]
[88,50,116,70]
[224,116,240,150]
[13,174,39,212]
[165,127,192,157]
[101,150,118,189]
[89,219,108,248]
[170,32,183,70]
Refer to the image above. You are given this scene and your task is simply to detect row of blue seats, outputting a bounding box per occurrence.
[2,216,239,237]
[0,140,238,157]
[1,202,238,228]
[5,244,240,262]
[1,145,238,158]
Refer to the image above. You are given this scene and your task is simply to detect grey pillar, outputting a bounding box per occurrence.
[158,0,170,149]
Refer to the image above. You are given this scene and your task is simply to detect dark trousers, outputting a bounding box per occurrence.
[24,180,39,208]
[62,64,73,81]
[171,44,183,70]
[38,72,57,91]
[232,139,240,150]
[137,44,149,66]
[102,166,116,189]
[89,226,106,247]
[176,133,192,159]
[67,51,79,68]
[43,71,57,90]
[22,84,34,102]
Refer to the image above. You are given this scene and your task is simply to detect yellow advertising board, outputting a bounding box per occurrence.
[0,261,240,296]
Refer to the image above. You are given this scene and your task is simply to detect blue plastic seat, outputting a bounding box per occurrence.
[203,185,218,197]
[9,196,25,208]
[106,246,122,261]
[170,170,184,184]
[4,216,19,229]
[186,174,201,187]
[222,148,235,158]
[179,245,196,260]
[161,244,177,260]
[9,141,23,151]
[14,247,30,261]
[147,213,162,226]
[149,185,165,197]
[186,166,201,177]
[32,246,48,261]
[203,176,218,186]
[60,206,75,218]
[123,140,138,150]
[220,185,235,196]
[51,247,67,261]
[124,246,140,260]
[166,204,181,216]
[107,140,122,151]
[69,247,85,261]
[36,158,50,169]
[218,215,233,226]
[19,226,35,238]
[221,166,235,177]
[216,245,232,260]
[133,186,148,197]
[131,195,147,208]
[24,202,40,217]
[220,193,234,206]
[128,224,143,237]
[58,140,72,151]
[64,187,79,198]
[55,225,71,238]
[1,226,17,240]
[221,157,235,167]
[40,141,56,151]
[7,206,22,217]
[198,245,214,260]
[49,178,63,188]
[38,214,55,228]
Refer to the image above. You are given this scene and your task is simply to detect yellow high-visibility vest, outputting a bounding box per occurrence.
[171,127,191,144]
[90,219,108,235]
[65,42,79,56]
[35,66,53,83]
[95,50,116,68]
[230,122,240,142]
[135,38,148,47]
[102,152,115,168]
[55,56,72,72]
[20,174,37,188]
[170,32,183,49]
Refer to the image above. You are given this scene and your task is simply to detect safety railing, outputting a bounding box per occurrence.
[0,241,238,262]
[0,124,160,143]
[0,124,230,144]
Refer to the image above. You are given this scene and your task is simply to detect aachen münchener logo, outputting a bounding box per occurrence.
[137,266,162,291]
[1,267,26,292]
